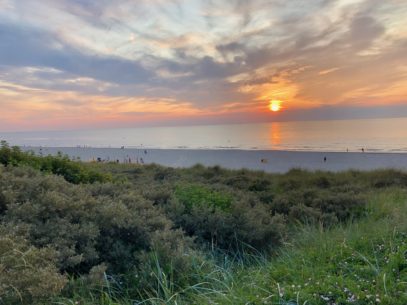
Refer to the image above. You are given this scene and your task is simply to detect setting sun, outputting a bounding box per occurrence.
[269,100,282,112]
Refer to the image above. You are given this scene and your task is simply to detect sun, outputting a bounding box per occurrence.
[269,100,282,112]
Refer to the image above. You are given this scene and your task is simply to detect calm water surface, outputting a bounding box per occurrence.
[1,117,407,153]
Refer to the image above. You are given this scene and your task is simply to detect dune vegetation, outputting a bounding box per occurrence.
[0,141,406,305]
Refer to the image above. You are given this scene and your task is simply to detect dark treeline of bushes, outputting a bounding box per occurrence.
[1,143,407,304]
[0,141,111,184]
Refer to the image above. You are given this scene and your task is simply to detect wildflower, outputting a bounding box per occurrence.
[347,294,356,302]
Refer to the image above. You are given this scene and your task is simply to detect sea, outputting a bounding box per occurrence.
[1,117,407,153]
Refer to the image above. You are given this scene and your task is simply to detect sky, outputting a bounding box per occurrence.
[0,0,406,131]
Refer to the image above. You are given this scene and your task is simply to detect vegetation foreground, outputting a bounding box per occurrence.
[0,142,406,305]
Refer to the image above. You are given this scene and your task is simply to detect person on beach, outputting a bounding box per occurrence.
[324,156,327,162]
[362,148,365,153]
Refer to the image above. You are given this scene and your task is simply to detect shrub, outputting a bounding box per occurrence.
[93,192,178,273]
[0,166,191,277]
[248,178,271,192]
[174,184,232,212]
[168,189,286,251]
[370,169,407,188]
[230,198,286,250]
[0,141,111,184]
[153,167,177,181]
[224,174,251,189]
[270,188,366,225]
[0,232,67,305]
[142,184,173,205]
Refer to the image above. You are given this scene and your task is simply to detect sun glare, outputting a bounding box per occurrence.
[269,100,282,112]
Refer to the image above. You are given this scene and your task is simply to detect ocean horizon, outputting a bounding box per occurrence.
[2,117,407,153]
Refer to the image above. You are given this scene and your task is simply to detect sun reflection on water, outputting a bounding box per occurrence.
[269,122,281,148]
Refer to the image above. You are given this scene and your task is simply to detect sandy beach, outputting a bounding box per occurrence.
[20,146,407,173]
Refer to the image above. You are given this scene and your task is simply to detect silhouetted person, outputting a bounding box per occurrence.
[362,148,365,153]
[324,156,327,162]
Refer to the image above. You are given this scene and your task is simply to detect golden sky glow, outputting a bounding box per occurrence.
[0,1,406,131]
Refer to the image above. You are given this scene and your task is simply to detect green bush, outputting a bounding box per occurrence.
[0,166,191,277]
[174,184,232,212]
[0,141,111,184]
[168,186,285,251]
[270,188,366,225]
[0,232,67,305]
[370,169,407,188]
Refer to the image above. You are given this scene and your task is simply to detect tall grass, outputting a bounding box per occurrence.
[186,188,407,305]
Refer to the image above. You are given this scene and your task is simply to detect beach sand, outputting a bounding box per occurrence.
[21,146,407,173]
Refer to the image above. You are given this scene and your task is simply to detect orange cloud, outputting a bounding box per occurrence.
[0,81,204,131]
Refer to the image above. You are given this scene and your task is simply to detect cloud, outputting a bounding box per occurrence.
[0,22,153,85]
[319,67,340,75]
[0,0,406,131]
[0,79,202,131]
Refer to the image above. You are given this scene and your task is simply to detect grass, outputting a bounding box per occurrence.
[194,189,406,305]
[54,188,407,305]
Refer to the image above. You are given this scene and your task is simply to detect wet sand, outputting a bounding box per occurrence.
[20,146,407,173]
